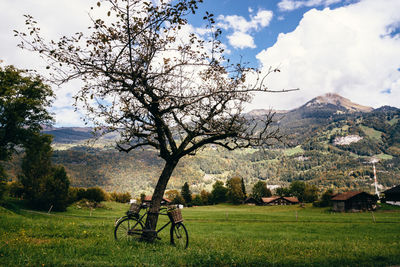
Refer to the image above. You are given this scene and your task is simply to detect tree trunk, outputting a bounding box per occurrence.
[142,159,178,242]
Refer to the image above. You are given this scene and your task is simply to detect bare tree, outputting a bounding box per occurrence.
[17,0,296,241]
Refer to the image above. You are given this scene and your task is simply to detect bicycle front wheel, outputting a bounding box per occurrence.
[170,222,188,249]
[114,217,143,242]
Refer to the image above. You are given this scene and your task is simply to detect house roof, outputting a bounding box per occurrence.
[331,191,366,201]
[383,185,400,194]
[283,197,299,203]
[261,196,280,203]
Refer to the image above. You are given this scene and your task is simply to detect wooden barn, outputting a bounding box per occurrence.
[261,196,299,205]
[383,185,400,206]
[331,191,377,212]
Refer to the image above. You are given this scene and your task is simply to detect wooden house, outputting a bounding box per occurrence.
[261,196,299,205]
[383,185,400,206]
[331,191,377,212]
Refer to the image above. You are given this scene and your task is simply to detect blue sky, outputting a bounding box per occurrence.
[187,0,358,65]
[1,0,400,126]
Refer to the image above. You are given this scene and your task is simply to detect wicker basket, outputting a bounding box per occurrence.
[168,208,183,223]
[128,203,141,214]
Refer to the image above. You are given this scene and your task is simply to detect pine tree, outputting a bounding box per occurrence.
[19,134,70,211]
[181,182,192,205]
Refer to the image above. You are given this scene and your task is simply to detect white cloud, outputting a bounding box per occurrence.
[0,0,96,126]
[278,0,342,11]
[227,32,256,49]
[218,9,273,49]
[249,0,400,111]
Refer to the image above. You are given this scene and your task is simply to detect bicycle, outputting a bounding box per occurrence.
[114,202,189,249]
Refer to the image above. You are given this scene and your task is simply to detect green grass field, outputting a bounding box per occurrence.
[360,125,383,141]
[1,201,400,266]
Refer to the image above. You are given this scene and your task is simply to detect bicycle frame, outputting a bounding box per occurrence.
[114,204,188,249]
[126,206,174,237]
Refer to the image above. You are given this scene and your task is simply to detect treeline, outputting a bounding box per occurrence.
[163,179,323,206]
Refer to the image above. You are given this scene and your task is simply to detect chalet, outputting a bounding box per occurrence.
[261,196,299,205]
[244,197,260,205]
[331,191,377,212]
[143,195,171,205]
[383,185,400,206]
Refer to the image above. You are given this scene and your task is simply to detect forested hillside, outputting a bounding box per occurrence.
[5,94,400,196]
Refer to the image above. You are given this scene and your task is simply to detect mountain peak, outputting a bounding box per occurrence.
[305,93,372,113]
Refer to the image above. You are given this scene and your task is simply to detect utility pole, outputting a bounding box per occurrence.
[372,162,380,198]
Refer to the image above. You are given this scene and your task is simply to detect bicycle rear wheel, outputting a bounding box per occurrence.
[170,222,188,249]
[114,217,143,242]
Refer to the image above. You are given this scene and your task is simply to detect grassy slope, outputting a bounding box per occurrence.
[1,202,400,266]
[360,125,383,141]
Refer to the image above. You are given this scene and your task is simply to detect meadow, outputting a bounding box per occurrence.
[1,201,400,266]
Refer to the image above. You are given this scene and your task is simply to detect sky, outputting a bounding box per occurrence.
[1,0,400,126]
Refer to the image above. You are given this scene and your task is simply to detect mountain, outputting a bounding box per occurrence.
[301,93,373,113]
[11,93,394,195]
[43,127,93,143]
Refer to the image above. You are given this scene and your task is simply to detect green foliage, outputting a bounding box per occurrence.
[19,134,70,211]
[226,177,245,204]
[109,191,131,203]
[67,187,80,204]
[289,181,318,203]
[0,165,7,200]
[251,180,272,202]
[276,187,290,197]
[171,194,185,205]
[191,194,203,206]
[165,189,180,202]
[200,189,212,205]
[211,180,227,204]
[8,181,24,199]
[181,182,192,205]
[0,65,53,161]
[313,189,334,207]
[42,165,70,210]
[84,187,107,203]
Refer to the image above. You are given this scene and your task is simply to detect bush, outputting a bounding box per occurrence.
[8,181,24,199]
[172,194,185,205]
[67,187,81,204]
[68,187,108,204]
[110,191,131,203]
[0,166,7,201]
[83,187,107,203]
[191,195,203,206]
[75,199,105,209]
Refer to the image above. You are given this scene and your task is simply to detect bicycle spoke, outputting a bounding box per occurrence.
[114,217,143,242]
[170,223,188,249]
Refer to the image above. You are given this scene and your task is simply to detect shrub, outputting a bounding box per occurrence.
[191,195,203,206]
[84,187,107,203]
[110,191,131,203]
[9,181,25,199]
